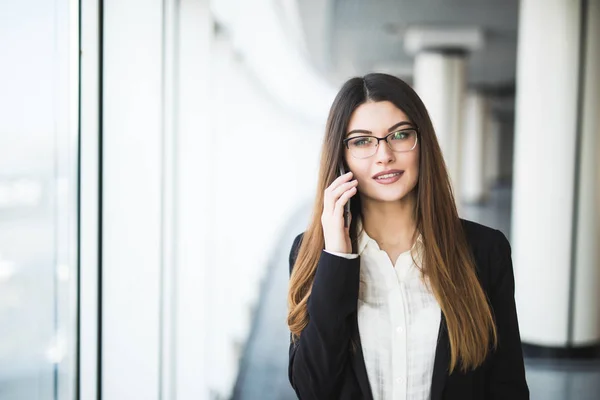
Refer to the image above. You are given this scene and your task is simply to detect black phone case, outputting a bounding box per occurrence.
[339,163,351,228]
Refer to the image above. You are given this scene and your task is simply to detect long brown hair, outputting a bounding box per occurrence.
[286,73,497,373]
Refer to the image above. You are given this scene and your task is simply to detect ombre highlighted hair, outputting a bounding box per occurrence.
[287,73,497,373]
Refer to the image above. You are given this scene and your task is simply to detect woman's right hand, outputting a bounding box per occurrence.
[321,171,358,254]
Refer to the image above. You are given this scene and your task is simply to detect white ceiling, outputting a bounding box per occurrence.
[297,0,519,91]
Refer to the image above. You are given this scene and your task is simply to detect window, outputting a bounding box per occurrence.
[0,1,79,399]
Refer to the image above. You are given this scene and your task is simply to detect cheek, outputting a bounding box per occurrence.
[403,154,420,188]
[410,164,420,184]
[345,159,368,181]
[410,153,420,175]
[356,171,370,188]
[412,161,420,177]
[349,170,371,194]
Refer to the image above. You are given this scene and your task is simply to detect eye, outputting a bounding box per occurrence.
[350,137,374,147]
[391,130,410,140]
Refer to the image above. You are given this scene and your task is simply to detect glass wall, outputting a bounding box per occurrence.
[0,1,78,399]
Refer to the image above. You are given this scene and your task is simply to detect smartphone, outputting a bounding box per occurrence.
[338,163,351,228]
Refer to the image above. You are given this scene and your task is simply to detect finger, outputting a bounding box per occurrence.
[331,179,358,201]
[325,180,357,216]
[327,171,353,194]
[324,172,353,212]
[333,186,357,219]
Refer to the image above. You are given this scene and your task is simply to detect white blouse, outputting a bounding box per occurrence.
[325,219,441,400]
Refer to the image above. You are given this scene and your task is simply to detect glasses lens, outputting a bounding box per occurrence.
[347,136,377,159]
[389,129,417,152]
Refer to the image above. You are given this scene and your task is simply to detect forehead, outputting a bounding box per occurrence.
[347,101,410,133]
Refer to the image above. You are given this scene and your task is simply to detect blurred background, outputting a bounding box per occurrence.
[0,0,598,399]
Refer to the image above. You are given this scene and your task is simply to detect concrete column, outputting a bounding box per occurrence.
[497,113,515,183]
[572,0,600,347]
[413,51,466,193]
[512,0,600,353]
[461,91,489,203]
[484,115,501,190]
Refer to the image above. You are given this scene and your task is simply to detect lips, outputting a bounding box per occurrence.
[372,169,404,179]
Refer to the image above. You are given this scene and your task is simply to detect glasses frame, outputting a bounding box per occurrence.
[342,127,419,159]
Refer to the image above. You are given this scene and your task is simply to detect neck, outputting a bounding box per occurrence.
[359,191,418,247]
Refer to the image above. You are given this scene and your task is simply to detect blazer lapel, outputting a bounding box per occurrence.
[431,311,450,400]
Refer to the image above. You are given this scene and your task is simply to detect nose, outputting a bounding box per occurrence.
[374,139,395,164]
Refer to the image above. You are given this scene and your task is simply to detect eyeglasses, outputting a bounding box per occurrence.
[342,128,419,159]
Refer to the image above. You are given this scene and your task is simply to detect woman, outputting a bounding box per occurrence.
[286,73,529,400]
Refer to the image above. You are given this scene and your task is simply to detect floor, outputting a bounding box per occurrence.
[233,184,600,400]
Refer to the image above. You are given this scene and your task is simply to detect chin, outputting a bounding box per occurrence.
[367,189,410,203]
[374,183,417,202]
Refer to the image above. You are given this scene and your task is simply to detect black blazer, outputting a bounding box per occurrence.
[288,219,529,400]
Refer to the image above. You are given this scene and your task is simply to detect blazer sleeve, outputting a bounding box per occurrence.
[485,230,530,399]
[287,233,361,399]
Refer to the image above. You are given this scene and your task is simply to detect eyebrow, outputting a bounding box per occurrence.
[346,121,413,137]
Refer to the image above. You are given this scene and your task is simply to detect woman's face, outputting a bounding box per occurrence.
[344,101,420,205]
